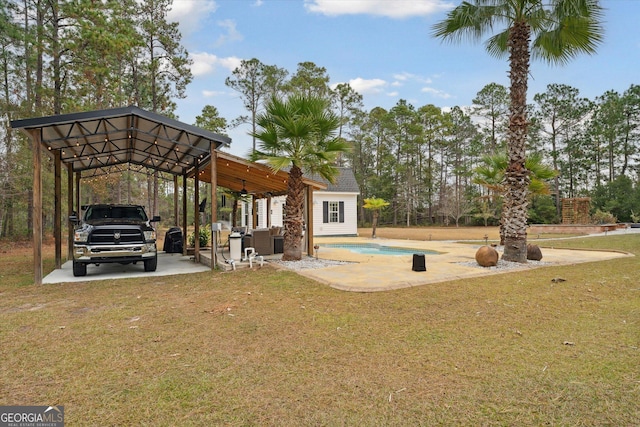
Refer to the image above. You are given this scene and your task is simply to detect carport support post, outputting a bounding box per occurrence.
[210,147,217,268]
[75,172,80,221]
[182,174,187,256]
[194,159,200,263]
[30,129,43,285]
[173,175,179,226]
[67,164,74,261]
[54,150,62,269]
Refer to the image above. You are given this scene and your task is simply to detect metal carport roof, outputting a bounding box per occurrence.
[10,105,231,177]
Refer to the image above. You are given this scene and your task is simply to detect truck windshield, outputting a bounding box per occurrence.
[85,206,147,221]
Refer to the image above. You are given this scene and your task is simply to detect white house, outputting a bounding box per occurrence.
[241,167,360,237]
[309,167,360,237]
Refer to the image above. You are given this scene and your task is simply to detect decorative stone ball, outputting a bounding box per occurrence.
[475,245,499,267]
[527,244,543,261]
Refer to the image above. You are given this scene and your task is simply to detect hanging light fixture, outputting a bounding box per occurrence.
[240,179,248,195]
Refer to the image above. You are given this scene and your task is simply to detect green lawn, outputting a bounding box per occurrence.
[1,234,639,425]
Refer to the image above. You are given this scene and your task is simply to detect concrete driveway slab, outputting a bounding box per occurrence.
[42,252,210,284]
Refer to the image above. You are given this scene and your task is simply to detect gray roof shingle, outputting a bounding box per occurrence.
[307,167,360,193]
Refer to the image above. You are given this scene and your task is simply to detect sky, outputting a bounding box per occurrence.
[167,0,640,158]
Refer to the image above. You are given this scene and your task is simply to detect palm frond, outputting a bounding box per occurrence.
[484,30,510,58]
[532,0,604,64]
[432,2,502,43]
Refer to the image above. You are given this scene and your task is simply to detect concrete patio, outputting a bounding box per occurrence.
[282,235,634,292]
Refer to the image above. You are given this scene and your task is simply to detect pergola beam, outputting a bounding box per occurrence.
[210,147,218,267]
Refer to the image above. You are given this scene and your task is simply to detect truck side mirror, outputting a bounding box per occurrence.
[69,214,79,224]
[151,216,161,223]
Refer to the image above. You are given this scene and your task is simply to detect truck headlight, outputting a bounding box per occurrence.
[74,230,89,242]
[144,230,156,241]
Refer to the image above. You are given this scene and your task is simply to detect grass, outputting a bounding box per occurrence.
[1,229,639,425]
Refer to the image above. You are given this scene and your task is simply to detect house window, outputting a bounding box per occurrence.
[329,201,339,223]
[323,201,344,223]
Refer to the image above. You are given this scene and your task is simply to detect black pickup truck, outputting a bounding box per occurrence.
[70,204,160,277]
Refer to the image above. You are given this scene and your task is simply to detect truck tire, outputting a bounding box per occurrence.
[144,255,158,272]
[73,261,87,277]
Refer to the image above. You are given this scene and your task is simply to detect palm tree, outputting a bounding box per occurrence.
[363,197,390,238]
[474,152,558,244]
[251,94,351,260]
[433,0,603,262]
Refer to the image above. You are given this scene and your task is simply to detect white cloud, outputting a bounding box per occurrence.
[202,90,227,98]
[190,52,242,76]
[304,0,453,19]
[168,0,219,35]
[216,19,243,46]
[421,86,452,99]
[392,72,412,81]
[348,77,387,94]
[393,72,433,85]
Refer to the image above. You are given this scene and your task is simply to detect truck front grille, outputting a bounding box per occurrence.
[89,229,144,245]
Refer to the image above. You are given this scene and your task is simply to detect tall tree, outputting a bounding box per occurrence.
[331,82,363,166]
[134,0,191,114]
[472,82,509,153]
[417,104,449,224]
[194,105,228,134]
[251,94,350,260]
[589,90,625,184]
[284,61,331,98]
[533,83,591,216]
[225,58,288,153]
[620,85,640,178]
[433,0,604,262]
[0,0,23,237]
[445,106,480,225]
[133,0,192,218]
[66,0,141,110]
[388,100,420,226]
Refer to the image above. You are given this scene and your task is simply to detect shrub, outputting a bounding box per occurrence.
[188,224,210,247]
[591,209,617,224]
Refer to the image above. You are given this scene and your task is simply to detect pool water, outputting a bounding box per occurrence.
[320,243,439,256]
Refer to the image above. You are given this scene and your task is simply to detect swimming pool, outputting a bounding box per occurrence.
[319,243,440,256]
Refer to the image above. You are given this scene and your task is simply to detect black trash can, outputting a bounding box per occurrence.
[412,253,426,272]
[163,227,183,253]
[273,236,284,254]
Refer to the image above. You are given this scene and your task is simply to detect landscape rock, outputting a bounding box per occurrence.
[475,245,499,267]
[527,244,543,261]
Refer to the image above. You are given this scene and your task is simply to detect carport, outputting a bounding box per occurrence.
[11,105,324,285]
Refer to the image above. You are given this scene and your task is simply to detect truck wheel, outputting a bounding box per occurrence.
[73,261,87,277]
[144,255,158,272]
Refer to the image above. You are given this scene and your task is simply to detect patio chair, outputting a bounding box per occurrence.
[242,229,273,255]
